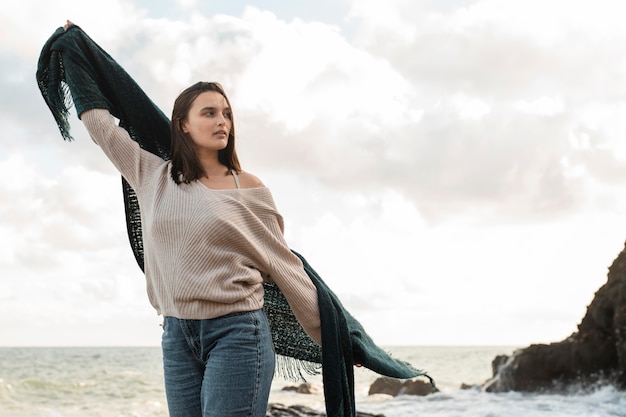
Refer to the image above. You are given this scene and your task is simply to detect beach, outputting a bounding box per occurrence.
[1,345,624,417]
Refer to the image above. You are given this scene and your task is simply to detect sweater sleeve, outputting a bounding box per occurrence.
[81,108,165,190]
[264,217,322,346]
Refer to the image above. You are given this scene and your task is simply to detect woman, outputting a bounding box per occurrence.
[63,23,322,417]
[41,21,431,417]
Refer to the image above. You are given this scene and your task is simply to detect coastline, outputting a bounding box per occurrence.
[2,345,624,417]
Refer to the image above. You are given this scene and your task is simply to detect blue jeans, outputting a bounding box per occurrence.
[161,310,275,417]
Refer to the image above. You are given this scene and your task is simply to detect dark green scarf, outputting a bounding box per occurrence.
[37,25,433,417]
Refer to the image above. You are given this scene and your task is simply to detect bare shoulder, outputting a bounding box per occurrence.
[237,171,265,189]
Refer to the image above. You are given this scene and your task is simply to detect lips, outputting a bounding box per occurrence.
[214,130,228,137]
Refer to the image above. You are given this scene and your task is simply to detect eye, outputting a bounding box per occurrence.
[224,111,232,120]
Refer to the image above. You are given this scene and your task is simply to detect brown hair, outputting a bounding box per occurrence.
[170,81,241,184]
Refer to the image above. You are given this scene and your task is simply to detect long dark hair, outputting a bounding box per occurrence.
[170,81,241,184]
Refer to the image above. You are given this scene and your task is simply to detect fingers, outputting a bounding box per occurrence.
[63,20,73,31]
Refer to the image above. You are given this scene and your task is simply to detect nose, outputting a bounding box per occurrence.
[217,114,226,126]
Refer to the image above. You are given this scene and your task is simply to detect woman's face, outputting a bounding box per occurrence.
[182,91,232,153]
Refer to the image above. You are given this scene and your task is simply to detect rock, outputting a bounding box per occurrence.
[368,377,437,396]
[491,354,509,375]
[266,404,323,417]
[266,403,385,417]
[281,383,320,394]
[398,379,437,396]
[368,377,404,396]
[483,240,626,392]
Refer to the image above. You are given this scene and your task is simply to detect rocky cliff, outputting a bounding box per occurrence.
[483,240,626,392]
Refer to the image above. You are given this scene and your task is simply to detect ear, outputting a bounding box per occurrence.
[176,117,189,133]
[180,118,189,134]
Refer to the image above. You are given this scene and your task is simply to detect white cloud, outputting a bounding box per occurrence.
[176,0,198,10]
[2,0,626,347]
[0,0,146,59]
[452,93,491,120]
[232,7,414,131]
[347,0,420,43]
[513,96,564,117]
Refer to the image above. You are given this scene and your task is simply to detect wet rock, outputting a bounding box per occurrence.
[281,383,320,394]
[483,240,626,392]
[368,377,437,396]
[266,403,385,417]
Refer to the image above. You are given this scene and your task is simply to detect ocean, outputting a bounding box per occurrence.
[0,345,624,417]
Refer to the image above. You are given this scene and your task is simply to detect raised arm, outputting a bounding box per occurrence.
[81,108,165,191]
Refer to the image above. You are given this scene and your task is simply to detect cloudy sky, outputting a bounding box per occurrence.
[2,0,626,347]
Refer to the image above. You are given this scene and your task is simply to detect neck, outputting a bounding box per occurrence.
[196,151,228,177]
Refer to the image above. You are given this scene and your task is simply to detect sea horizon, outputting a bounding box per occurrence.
[1,345,623,417]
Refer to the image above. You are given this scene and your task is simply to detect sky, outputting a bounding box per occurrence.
[2,0,626,347]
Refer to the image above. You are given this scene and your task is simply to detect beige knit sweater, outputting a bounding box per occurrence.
[82,109,321,344]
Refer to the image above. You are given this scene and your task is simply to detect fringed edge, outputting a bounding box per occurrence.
[37,49,75,141]
[49,52,75,141]
[400,359,436,388]
[420,372,437,389]
[275,354,322,382]
[381,348,437,389]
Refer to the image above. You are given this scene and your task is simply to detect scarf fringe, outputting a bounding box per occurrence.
[382,349,436,388]
[37,49,75,141]
[275,354,322,382]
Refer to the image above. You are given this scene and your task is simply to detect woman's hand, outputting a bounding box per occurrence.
[63,20,73,31]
